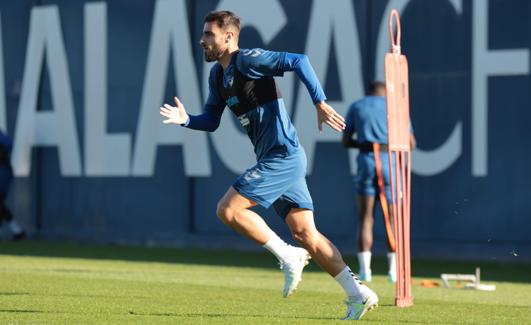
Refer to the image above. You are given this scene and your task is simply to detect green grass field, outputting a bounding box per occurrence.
[1,241,530,324]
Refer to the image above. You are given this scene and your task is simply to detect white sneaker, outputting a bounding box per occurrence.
[343,286,379,320]
[279,247,311,297]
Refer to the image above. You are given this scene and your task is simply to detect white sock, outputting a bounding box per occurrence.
[262,231,294,263]
[387,252,396,274]
[334,266,365,300]
[8,220,23,234]
[357,251,372,275]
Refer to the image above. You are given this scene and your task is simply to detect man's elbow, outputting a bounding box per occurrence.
[205,122,221,132]
[291,53,309,68]
[341,131,354,148]
[410,134,417,150]
[341,138,350,148]
[300,54,310,66]
[341,135,352,148]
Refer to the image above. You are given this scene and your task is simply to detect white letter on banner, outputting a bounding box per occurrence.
[132,0,210,176]
[202,0,291,174]
[472,0,529,176]
[12,6,82,176]
[294,0,364,175]
[84,2,131,176]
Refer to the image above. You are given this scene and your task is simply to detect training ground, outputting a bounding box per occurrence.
[1,241,530,324]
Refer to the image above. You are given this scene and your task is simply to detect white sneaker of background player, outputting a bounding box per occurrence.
[343,285,379,320]
[279,247,311,297]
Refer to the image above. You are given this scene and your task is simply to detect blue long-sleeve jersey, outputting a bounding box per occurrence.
[184,48,326,161]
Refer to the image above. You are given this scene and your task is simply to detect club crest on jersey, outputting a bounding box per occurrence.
[226,75,234,87]
[223,65,235,87]
[223,75,234,88]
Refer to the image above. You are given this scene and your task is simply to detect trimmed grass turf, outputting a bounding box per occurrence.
[0,241,530,324]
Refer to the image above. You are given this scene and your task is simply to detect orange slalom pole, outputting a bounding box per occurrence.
[405,150,412,300]
[385,9,413,307]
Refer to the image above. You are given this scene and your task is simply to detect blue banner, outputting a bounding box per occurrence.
[1,0,529,261]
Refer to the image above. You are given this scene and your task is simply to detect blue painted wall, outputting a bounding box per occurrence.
[2,0,530,261]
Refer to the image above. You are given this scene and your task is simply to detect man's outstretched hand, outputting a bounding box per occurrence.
[160,96,189,125]
[315,101,346,132]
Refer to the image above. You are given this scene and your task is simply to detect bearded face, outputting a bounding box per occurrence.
[200,23,228,62]
[202,43,224,62]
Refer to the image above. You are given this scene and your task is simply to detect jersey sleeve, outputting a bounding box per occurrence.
[237,48,326,104]
[237,48,286,78]
[184,65,225,132]
[280,52,326,104]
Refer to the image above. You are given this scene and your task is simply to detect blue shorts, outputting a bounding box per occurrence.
[233,149,314,219]
[355,152,392,200]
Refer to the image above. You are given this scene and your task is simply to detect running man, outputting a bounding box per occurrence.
[343,81,416,283]
[160,10,377,320]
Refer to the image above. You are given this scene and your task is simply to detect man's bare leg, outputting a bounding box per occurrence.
[285,208,345,276]
[356,195,376,281]
[216,187,270,244]
[286,209,378,319]
[379,199,397,282]
[356,195,376,251]
[216,187,310,297]
[285,208,378,319]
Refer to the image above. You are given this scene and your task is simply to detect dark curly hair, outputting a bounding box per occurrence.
[203,10,240,32]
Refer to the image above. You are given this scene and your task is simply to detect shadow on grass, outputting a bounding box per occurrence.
[0,309,43,314]
[0,292,30,296]
[129,311,339,321]
[129,310,447,323]
[1,240,530,284]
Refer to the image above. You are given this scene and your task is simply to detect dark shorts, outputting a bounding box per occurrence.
[355,152,392,201]
[233,149,314,219]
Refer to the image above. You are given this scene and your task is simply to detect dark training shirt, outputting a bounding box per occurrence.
[184,48,326,161]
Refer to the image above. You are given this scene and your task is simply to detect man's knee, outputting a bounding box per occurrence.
[291,228,320,248]
[216,200,235,224]
[360,215,374,227]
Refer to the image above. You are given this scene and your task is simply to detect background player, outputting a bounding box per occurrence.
[343,81,416,283]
